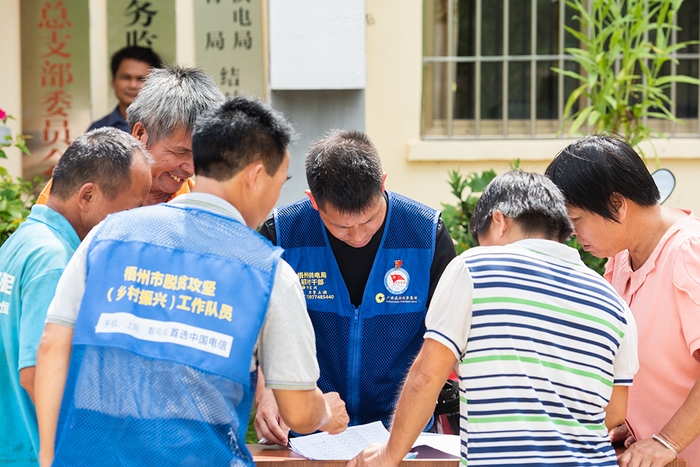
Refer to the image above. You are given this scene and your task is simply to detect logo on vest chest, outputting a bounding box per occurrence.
[384,260,410,294]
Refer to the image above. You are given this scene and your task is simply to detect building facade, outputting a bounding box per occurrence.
[1,0,699,212]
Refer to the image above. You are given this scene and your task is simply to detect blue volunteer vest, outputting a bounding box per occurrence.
[274,191,438,427]
[54,203,281,467]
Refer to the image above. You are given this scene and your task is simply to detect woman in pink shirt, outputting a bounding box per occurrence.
[546,135,700,467]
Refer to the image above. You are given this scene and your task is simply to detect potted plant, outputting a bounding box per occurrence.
[0,108,35,245]
[553,0,700,156]
[0,108,30,160]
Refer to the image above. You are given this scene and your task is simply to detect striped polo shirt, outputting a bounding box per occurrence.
[426,240,637,466]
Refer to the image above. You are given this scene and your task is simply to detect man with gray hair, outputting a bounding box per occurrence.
[349,170,639,467]
[0,127,151,467]
[37,65,225,206]
[127,65,224,205]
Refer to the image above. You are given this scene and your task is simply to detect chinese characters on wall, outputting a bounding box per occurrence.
[21,0,91,179]
[106,0,176,110]
[124,0,159,48]
[107,0,176,62]
[194,0,265,98]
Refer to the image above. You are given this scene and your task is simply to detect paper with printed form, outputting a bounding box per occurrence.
[288,421,461,460]
[289,421,390,460]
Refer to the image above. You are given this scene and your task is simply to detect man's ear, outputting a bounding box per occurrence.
[305,190,320,211]
[381,172,388,192]
[77,183,98,213]
[245,162,265,191]
[131,122,148,146]
[491,210,511,238]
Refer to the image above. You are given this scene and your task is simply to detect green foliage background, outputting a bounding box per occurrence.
[553,0,700,158]
[0,167,36,246]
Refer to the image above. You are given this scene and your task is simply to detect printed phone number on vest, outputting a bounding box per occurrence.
[297,270,334,299]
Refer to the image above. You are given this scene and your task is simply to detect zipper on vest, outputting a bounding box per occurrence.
[347,306,362,425]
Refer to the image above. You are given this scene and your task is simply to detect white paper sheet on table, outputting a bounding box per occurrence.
[289,421,390,460]
[288,421,460,460]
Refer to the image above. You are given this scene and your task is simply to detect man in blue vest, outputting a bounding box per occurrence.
[254,130,456,445]
[34,97,348,467]
[0,127,152,467]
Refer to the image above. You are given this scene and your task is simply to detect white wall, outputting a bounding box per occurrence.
[269,0,366,90]
[0,0,23,178]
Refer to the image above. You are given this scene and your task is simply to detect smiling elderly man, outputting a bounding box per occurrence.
[38,65,225,206]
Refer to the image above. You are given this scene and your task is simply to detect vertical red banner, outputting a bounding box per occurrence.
[21,0,91,179]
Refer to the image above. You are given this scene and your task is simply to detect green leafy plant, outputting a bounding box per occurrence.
[0,108,30,160]
[441,168,498,253]
[553,0,700,154]
[0,166,37,245]
[567,236,608,275]
[441,166,607,275]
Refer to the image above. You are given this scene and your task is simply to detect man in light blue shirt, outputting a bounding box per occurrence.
[0,127,152,466]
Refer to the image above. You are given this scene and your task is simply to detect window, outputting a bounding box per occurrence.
[422,0,700,139]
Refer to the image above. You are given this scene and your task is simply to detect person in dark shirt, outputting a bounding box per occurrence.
[254,130,456,445]
[88,46,163,133]
[39,65,225,207]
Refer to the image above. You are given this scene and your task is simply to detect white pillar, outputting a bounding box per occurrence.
[0,0,24,178]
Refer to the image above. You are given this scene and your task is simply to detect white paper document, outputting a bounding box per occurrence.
[289,421,390,460]
[288,421,460,460]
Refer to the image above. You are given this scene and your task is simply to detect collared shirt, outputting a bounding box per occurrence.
[168,192,245,222]
[426,238,638,465]
[87,106,129,133]
[36,176,195,206]
[606,210,700,463]
[0,204,80,465]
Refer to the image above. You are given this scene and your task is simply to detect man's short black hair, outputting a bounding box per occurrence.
[305,130,383,214]
[51,127,151,200]
[471,170,573,243]
[545,135,659,222]
[111,46,162,78]
[192,96,294,180]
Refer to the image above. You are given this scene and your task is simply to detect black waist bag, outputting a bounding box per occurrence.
[432,379,460,434]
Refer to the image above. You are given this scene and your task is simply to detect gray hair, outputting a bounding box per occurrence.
[126,64,225,146]
[470,170,574,243]
[51,127,152,200]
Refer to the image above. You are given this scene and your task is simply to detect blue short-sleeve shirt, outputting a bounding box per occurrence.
[0,204,79,466]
